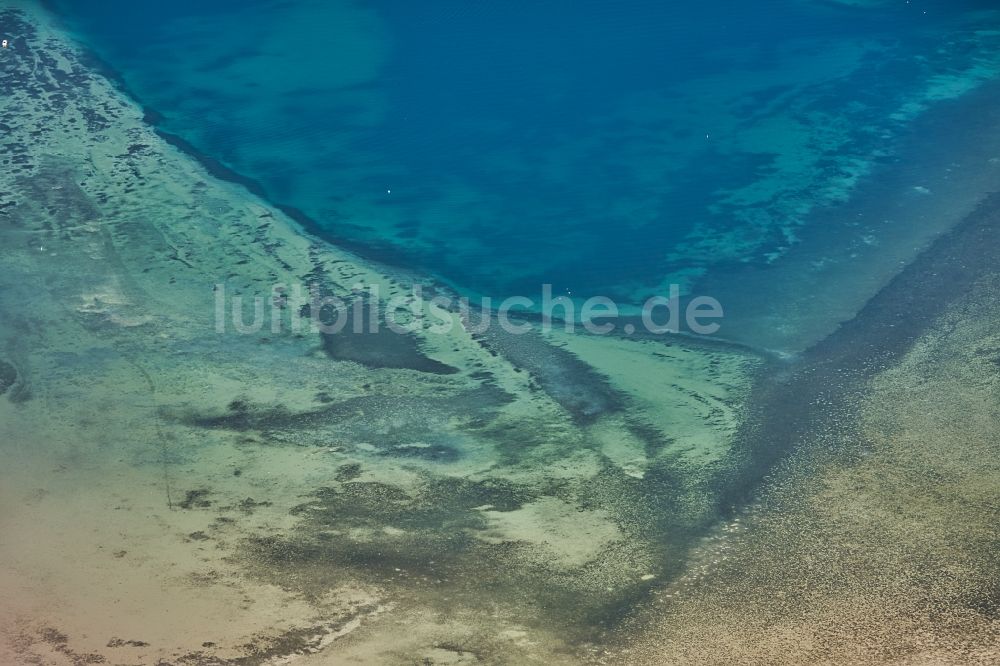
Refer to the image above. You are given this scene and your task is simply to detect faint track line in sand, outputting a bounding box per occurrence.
[124,357,175,511]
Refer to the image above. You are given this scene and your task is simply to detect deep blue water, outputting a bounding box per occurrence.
[49,1,1000,311]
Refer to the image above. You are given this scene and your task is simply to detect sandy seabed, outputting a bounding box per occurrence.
[0,3,997,664]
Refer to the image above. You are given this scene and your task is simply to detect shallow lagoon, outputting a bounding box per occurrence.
[2,1,1000,664]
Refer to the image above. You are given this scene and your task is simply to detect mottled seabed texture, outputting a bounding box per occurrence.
[0,1,998,665]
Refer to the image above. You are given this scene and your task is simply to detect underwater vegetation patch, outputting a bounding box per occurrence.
[172,384,513,456]
[320,300,458,375]
[476,325,624,423]
[0,359,17,395]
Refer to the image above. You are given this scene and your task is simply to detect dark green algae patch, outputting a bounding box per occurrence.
[169,382,513,463]
[476,323,625,424]
[0,359,17,395]
[317,299,459,375]
[232,449,736,647]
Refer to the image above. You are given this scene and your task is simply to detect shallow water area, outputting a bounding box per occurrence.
[46,1,1000,331]
[0,5,770,661]
[2,1,999,664]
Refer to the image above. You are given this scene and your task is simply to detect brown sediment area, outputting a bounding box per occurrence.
[608,170,1000,662]
[710,186,1000,513]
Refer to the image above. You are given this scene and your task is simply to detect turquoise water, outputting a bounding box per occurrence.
[49,0,1000,314]
[5,4,1000,659]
